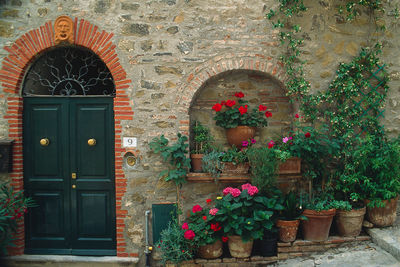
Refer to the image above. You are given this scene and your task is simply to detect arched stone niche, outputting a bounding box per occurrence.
[189,69,294,150]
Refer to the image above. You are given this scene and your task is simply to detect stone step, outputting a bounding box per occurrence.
[2,255,139,267]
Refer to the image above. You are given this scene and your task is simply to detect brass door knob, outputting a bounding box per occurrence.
[88,138,96,146]
[40,138,50,146]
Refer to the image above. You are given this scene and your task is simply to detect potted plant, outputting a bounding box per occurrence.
[190,121,213,172]
[212,91,272,148]
[183,200,224,259]
[215,183,283,258]
[276,191,305,242]
[220,145,250,174]
[346,135,400,227]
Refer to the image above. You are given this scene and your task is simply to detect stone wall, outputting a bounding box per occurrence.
[1,0,400,263]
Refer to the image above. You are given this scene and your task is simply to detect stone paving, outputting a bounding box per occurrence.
[275,241,399,267]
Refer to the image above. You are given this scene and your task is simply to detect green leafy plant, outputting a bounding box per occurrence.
[279,191,306,220]
[247,146,278,195]
[212,92,271,129]
[202,150,224,178]
[149,133,191,186]
[220,146,248,165]
[0,183,35,255]
[215,183,283,241]
[156,216,195,264]
[191,121,213,154]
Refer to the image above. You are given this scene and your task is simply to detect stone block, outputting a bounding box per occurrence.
[122,23,150,36]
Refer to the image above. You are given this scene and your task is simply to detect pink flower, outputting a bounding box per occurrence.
[247,186,259,196]
[241,183,252,191]
[182,222,189,230]
[242,141,249,147]
[184,230,195,240]
[192,204,203,213]
[231,188,241,197]
[295,113,300,118]
[223,187,233,195]
[209,208,219,216]
[282,137,289,143]
[251,139,256,144]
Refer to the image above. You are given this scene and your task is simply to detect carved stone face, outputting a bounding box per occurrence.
[54,16,73,44]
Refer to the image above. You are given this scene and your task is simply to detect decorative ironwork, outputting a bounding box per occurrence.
[23,47,115,96]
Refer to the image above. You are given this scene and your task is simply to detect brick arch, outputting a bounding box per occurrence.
[174,53,288,133]
[0,17,135,257]
[176,53,287,112]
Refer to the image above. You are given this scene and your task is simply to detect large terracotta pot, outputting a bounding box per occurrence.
[222,162,250,174]
[190,153,203,172]
[278,157,301,174]
[302,209,336,241]
[365,196,398,227]
[335,207,366,237]
[197,239,223,259]
[225,126,256,148]
[227,235,253,258]
[277,219,300,242]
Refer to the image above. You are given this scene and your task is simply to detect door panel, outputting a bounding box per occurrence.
[24,97,115,255]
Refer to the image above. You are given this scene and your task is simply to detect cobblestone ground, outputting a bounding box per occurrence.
[275,241,399,266]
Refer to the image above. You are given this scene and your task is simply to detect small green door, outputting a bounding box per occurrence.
[24,97,116,255]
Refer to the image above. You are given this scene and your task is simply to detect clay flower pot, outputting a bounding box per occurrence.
[301,209,336,241]
[335,207,366,237]
[190,153,204,172]
[225,126,256,148]
[365,196,398,227]
[277,219,300,242]
[227,235,253,258]
[197,239,223,259]
[278,157,301,175]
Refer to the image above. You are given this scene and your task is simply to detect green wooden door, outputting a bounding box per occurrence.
[24,97,116,255]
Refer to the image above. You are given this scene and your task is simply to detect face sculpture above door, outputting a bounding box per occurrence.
[54,15,74,45]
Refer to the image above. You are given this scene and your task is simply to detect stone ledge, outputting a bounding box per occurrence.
[3,255,139,264]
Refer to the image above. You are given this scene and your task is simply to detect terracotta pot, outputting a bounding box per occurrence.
[278,157,301,174]
[302,209,336,241]
[225,126,256,148]
[276,219,300,242]
[227,235,253,258]
[197,239,223,259]
[190,153,203,172]
[222,162,250,174]
[335,207,366,237]
[365,196,398,227]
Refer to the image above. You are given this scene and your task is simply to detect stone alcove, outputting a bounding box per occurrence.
[189,69,294,150]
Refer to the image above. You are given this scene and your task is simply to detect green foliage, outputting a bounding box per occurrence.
[0,183,35,255]
[247,146,278,195]
[220,146,248,164]
[301,190,340,212]
[202,150,224,178]
[279,191,306,220]
[156,217,195,264]
[212,95,270,129]
[191,121,213,154]
[345,135,400,207]
[215,184,283,241]
[338,0,385,29]
[149,133,191,186]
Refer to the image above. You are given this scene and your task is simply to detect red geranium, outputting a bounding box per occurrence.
[259,105,267,111]
[222,236,228,242]
[212,103,222,112]
[184,230,195,240]
[206,199,212,204]
[210,222,221,232]
[225,99,236,107]
[265,111,272,118]
[238,105,248,115]
[305,132,311,138]
[192,204,203,213]
[220,100,226,106]
[295,113,300,118]
[234,91,245,98]
[202,215,207,221]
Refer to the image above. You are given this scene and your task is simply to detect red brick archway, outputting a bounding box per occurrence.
[0,17,135,257]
